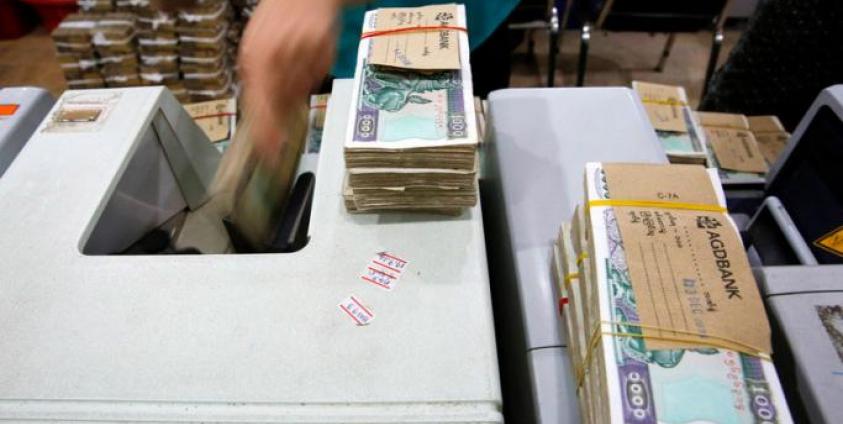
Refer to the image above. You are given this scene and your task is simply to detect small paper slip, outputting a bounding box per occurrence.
[361,252,409,291]
[338,295,375,326]
[368,4,461,70]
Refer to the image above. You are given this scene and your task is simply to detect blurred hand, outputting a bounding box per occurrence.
[239,0,340,160]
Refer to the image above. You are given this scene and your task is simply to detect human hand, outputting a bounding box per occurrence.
[239,0,340,160]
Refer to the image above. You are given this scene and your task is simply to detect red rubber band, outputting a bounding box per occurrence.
[360,25,467,39]
[192,112,236,120]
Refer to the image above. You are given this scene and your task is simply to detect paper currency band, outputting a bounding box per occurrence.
[640,97,687,107]
[574,320,771,389]
[587,199,727,213]
[360,25,468,39]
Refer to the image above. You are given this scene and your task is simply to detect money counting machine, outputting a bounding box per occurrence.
[0,86,54,177]
[482,87,668,423]
[0,82,502,422]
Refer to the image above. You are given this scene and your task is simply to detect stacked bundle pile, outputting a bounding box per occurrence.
[177,0,235,102]
[553,162,793,423]
[56,0,243,103]
[53,13,103,89]
[94,13,140,88]
[343,5,479,214]
[52,13,139,89]
[135,5,185,100]
[228,0,257,81]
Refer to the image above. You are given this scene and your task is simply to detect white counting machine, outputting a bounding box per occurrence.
[0,81,502,422]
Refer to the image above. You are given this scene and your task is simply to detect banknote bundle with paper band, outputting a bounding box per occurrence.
[92,14,141,87]
[695,111,770,181]
[632,81,709,165]
[184,97,237,147]
[343,4,479,214]
[748,115,790,166]
[552,162,793,423]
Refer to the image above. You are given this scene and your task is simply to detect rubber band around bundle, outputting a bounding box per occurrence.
[587,199,727,213]
[574,319,771,389]
[361,25,468,40]
[576,252,589,265]
[640,97,687,107]
[192,112,236,120]
[563,273,579,291]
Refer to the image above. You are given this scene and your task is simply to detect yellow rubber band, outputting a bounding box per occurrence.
[587,199,727,213]
[576,252,589,265]
[640,97,687,107]
[574,320,771,389]
[563,273,579,291]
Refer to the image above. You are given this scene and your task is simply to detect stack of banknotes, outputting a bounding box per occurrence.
[552,162,793,423]
[343,5,479,214]
[632,81,709,165]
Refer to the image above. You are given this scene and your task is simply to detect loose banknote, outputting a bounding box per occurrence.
[574,162,793,423]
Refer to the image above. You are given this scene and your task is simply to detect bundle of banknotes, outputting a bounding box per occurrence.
[695,111,768,183]
[747,115,790,166]
[553,162,793,423]
[632,81,709,165]
[343,4,479,214]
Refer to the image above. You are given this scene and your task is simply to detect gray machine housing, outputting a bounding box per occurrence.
[754,266,843,424]
[482,87,667,423]
[0,87,54,177]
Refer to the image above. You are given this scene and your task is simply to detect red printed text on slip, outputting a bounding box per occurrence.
[361,251,409,291]
[338,295,375,326]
